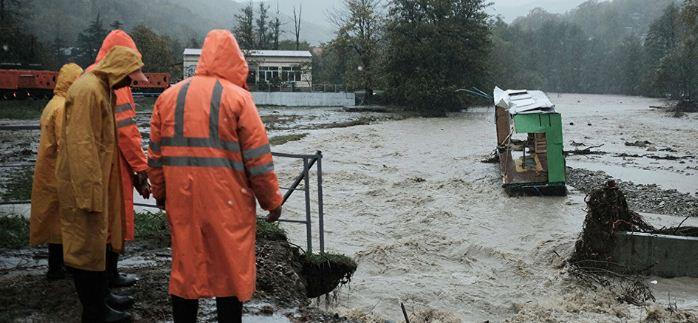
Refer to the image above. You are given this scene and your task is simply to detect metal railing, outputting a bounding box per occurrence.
[272,150,325,253]
[0,151,326,253]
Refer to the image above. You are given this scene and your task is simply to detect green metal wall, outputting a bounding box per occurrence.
[512,113,566,183]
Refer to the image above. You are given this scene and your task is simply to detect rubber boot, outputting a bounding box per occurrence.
[107,247,138,288]
[171,295,199,323]
[72,268,131,322]
[106,291,135,311]
[47,243,65,280]
[216,297,243,323]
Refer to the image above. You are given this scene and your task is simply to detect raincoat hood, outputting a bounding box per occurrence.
[95,30,141,63]
[93,46,144,89]
[54,63,83,97]
[196,29,249,88]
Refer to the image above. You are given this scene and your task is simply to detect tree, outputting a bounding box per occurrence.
[384,0,492,114]
[234,1,255,49]
[256,2,270,49]
[271,13,281,50]
[130,25,179,77]
[188,36,200,49]
[110,20,123,30]
[332,0,383,103]
[76,12,107,67]
[293,5,302,50]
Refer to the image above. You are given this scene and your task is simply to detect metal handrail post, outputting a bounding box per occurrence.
[316,151,324,253]
[303,157,313,253]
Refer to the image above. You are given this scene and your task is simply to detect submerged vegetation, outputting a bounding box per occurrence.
[0,167,34,201]
[0,214,29,249]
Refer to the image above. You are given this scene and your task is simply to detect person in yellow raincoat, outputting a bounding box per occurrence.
[29,63,83,280]
[56,46,148,323]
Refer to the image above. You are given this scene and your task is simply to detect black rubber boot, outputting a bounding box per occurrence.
[71,267,132,323]
[107,247,138,288]
[106,291,135,311]
[47,243,65,280]
[171,295,199,323]
[216,297,243,323]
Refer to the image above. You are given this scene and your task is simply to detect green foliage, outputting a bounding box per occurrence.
[256,218,287,241]
[0,213,29,249]
[134,210,169,240]
[233,1,282,50]
[332,0,383,102]
[489,0,696,99]
[0,99,47,119]
[130,25,181,79]
[269,133,308,146]
[0,167,33,201]
[384,0,492,114]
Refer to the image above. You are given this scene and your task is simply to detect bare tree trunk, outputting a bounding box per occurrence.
[293,5,302,50]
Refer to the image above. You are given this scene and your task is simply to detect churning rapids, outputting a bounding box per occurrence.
[275,94,698,321]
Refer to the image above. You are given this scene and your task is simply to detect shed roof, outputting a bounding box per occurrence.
[183,48,312,58]
[493,87,556,115]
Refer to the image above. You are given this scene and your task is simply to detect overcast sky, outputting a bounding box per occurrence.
[259,0,587,26]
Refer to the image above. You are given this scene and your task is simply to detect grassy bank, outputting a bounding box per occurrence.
[270,133,307,146]
[0,167,33,201]
[0,100,48,120]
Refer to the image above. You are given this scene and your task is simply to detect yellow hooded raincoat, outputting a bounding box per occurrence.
[29,63,83,246]
[56,46,144,271]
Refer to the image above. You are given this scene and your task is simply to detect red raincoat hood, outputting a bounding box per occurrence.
[196,29,249,89]
[95,30,141,63]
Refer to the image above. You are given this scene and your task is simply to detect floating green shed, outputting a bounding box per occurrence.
[493,87,566,196]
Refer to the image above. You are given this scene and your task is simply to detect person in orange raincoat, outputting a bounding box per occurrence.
[148,29,283,322]
[56,46,148,323]
[88,30,150,288]
[29,63,83,280]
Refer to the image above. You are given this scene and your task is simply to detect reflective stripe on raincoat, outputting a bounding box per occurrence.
[56,46,144,271]
[87,30,148,241]
[29,63,83,246]
[148,30,283,300]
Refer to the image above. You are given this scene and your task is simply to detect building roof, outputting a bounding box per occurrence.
[183,48,312,58]
[493,87,556,115]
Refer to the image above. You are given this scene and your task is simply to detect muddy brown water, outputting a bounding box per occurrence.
[272,94,698,321]
[2,94,697,322]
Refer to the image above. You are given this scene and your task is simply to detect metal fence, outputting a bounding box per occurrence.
[1,151,327,253]
[248,83,353,94]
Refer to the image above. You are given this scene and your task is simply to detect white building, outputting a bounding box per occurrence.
[183,49,313,88]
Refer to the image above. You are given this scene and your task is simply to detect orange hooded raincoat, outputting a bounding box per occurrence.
[30,63,83,246]
[57,46,144,271]
[87,30,148,241]
[148,29,283,300]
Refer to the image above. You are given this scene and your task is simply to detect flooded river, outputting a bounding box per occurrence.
[273,94,698,321]
[1,93,697,321]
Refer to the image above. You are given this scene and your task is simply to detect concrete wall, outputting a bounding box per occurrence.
[251,92,355,107]
[612,232,698,278]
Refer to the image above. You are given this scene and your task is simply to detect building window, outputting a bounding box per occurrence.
[281,66,302,82]
[259,66,279,83]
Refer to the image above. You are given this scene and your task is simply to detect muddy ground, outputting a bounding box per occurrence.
[0,221,353,322]
[2,94,698,322]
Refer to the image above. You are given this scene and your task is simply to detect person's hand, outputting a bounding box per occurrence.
[133,172,151,199]
[266,206,282,223]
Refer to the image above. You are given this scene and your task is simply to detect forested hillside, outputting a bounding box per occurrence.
[489,0,696,98]
[25,0,332,46]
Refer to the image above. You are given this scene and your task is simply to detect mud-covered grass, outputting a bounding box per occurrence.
[270,133,308,146]
[0,211,357,321]
[0,100,47,119]
[301,252,358,299]
[0,213,28,249]
[0,166,33,201]
[134,211,169,243]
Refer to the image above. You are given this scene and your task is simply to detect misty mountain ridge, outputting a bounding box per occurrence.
[27,0,335,48]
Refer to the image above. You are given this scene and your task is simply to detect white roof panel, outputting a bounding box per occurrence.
[493,87,555,115]
[183,48,312,58]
